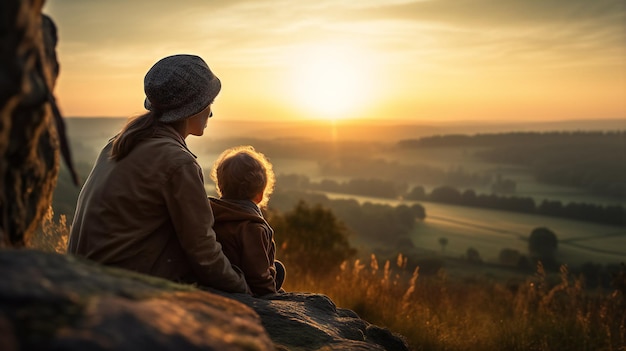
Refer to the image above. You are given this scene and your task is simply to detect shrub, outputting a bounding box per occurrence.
[499,248,522,267]
[528,227,558,263]
[267,200,356,277]
[466,247,482,264]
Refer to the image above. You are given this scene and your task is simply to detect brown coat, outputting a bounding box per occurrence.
[68,125,248,293]
[209,197,277,296]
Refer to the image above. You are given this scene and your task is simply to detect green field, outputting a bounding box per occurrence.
[324,192,626,267]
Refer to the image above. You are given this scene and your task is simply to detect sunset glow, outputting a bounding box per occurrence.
[43,0,625,123]
[286,44,378,120]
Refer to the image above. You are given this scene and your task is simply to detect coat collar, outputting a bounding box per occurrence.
[155,124,197,158]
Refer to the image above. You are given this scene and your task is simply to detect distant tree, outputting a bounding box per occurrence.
[603,205,626,226]
[317,179,340,192]
[357,202,409,239]
[466,247,482,264]
[325,198,361,224]
[516,255,532,270]
[538,199,564,218]
[461,189,478,206]
[510,196,536,214]
[429,186,462,203]
[394,205,417,232]
[277,173,310,190]
[491,174,516,194]
[268,200,356,277]
[405,185,426,200]
[499,248,522,267]
[528,227,558,262]
[410,203,426,220]
[438,237,448,253]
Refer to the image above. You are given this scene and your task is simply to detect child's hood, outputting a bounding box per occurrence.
[209,197,267,224]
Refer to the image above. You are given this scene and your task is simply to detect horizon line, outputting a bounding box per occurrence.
[63,116,626,125]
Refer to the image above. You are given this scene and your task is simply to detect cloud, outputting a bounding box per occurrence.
[44,0,345,68]
[342,0,625,68]
[350,0,624,28]
[43,0,625,75]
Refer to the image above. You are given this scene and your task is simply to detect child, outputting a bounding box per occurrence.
[209,145,285,296]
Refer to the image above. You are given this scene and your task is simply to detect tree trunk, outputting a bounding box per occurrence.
[0,0,60,248]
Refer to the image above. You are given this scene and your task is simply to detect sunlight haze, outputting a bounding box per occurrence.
[43,0,625,123]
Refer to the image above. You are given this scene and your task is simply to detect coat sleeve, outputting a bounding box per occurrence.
[163,160,250,294]
[240,224,277,296]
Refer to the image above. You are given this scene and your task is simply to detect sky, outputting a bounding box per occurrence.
[43,0,625,123]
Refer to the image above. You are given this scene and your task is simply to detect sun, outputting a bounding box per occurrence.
[287,44,377,120]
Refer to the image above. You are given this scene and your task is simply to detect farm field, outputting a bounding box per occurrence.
[324,192,626,267]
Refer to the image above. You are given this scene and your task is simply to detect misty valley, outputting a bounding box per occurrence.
[51,118,626,290]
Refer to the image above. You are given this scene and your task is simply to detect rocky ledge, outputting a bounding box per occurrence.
[0,249,408,350]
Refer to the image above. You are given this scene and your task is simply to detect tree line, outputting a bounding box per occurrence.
[398,131,626,198]
[278,174,625,226]
[317,156,492,188]
[407,185,625,226]
[398,131,624,148]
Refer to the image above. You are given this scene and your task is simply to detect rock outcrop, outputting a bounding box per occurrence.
[220,290,408,351]
[0,249,408,350]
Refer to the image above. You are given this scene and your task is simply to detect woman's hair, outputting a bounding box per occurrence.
[110,111,185,161]
[211,146,275,208]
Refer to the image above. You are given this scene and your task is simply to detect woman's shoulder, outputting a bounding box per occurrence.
[140,133,196,162]
[127,134,200,182]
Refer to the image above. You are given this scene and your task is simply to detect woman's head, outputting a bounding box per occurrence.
[144,54,221,123]
[111,54,220,160]
[211,146,275,208]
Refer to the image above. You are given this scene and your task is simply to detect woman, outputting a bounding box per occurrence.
[68,54,249,294]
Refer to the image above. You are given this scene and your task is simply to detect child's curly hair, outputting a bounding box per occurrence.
[210,145,275,208]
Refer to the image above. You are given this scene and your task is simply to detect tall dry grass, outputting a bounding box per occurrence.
[30,207,69,254]
[28,211,625,350]
[284,254,626,351]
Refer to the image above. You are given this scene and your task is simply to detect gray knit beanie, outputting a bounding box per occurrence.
[143,54,221,123]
